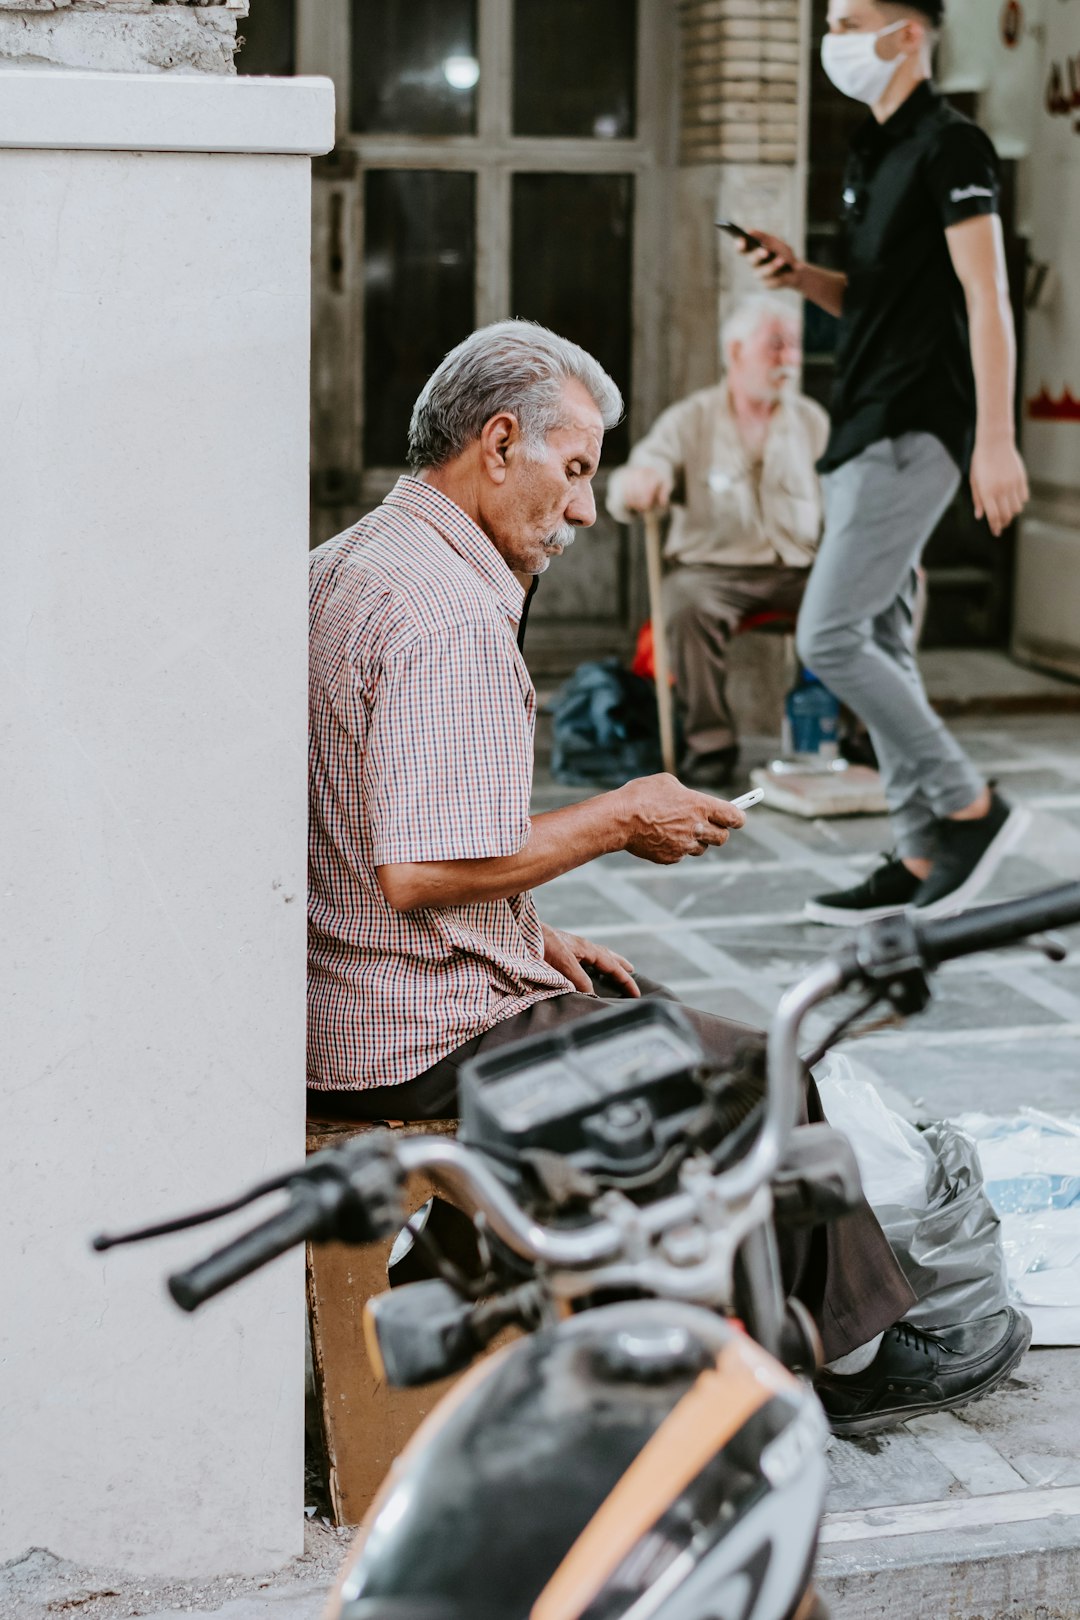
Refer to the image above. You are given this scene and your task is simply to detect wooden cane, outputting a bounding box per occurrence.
[643,509,677,776]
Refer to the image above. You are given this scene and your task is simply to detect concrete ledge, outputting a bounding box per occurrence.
[919,648,1080,717]
[819,1509,1080,1620]
[0,67,335,154]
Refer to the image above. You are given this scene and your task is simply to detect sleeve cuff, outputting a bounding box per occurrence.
[372,829,530,867]
[943,195,999,227]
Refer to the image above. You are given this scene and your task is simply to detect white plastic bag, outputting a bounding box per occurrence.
[816,1054,1009,1329]
[815,1053,933,1209]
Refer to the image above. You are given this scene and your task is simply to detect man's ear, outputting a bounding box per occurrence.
[479,411,519,484]
[899,16,925,55]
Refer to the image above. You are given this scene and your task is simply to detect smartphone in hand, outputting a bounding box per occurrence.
[716,219,766,253]
[715,220,791,273]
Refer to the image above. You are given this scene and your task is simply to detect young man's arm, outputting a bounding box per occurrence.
[738,231,848,319]
[946,213,1029,538]
[376,775,745,911]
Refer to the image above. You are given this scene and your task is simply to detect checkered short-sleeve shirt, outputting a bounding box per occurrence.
[308,477,573,1091]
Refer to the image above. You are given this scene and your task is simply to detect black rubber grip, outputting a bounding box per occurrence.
[167,1193,326,1312]
[917,881,1080,966]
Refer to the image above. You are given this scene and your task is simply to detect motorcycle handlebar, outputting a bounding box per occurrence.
[167,1178,349,1311]
[915,881,1080,967]
[157,883,1080,1308]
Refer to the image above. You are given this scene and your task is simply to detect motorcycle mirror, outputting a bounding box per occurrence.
[364,1280,480,1389]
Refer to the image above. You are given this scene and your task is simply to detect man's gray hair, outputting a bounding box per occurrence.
[408,319,624,472]
[721,294,801,358]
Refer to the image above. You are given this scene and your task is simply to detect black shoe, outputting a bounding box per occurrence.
[912,791,1031,919]
[680,746,739,790]
[816,1308,1032,1437]
[804,855,921,927]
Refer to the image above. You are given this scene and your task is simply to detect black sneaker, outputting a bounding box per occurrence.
[912,790,1031,919]
[804,856,921,927]
[816,1308,1032,1437]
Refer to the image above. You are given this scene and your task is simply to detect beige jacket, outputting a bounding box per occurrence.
[606,384,830,568]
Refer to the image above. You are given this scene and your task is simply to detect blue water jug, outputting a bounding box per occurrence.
[783,668,840,760]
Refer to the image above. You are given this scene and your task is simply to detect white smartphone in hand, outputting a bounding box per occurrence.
[730,788,764,810]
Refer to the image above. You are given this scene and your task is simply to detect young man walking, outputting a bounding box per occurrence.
[744,0,1030,925]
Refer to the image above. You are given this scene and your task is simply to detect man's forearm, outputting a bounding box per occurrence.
[966,283,1017,446]
[377,793,629,910]
[793,264,847,319]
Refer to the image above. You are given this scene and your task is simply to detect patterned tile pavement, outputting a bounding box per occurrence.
[533,712,1080,1618]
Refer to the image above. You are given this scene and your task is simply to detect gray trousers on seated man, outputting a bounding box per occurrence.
[663,563,809,766]
[796,433,983,861]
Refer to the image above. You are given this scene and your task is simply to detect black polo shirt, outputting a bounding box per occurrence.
[819,82,1001,475]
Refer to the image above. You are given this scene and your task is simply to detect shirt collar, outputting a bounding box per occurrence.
[853,79,936,153]
[384,475,527,625]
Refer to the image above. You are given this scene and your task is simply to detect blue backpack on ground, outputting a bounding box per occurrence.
[549,658,666,786]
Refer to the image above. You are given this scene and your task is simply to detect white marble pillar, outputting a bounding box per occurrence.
[0,70,333,1576]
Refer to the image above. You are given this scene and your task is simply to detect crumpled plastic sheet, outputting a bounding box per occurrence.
[956,1109,1080,1341]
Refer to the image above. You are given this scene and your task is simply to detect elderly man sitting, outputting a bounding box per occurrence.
[306,318,1029,1436]
[607,295,829,788]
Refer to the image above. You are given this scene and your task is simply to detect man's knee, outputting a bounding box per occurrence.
[796,613,856,676]
[665,588,714,639]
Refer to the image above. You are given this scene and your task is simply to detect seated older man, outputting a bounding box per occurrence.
[607,295,829,787]
[307,319,1029,1435]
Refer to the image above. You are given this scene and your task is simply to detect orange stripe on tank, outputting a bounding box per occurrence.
[530,1337,796,1620]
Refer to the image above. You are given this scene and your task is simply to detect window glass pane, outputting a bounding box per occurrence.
[351,0,478,136]
[511,173,633,462]
[513,0,636,139]
[363,171,476,467]
[235,0,295,76]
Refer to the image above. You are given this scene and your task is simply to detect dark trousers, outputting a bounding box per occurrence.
[662,563,809,762]
[308,974,915,1361]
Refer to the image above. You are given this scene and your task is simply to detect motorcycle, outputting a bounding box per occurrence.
[95,881,1080,1620]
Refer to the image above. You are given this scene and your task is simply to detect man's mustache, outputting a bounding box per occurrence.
[543,524,576,552]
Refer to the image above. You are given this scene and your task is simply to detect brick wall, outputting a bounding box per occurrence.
[679,0,802,164]
[0,0,248,74]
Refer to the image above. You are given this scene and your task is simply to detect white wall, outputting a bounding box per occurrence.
[1008,2,1080,673]
[0,71,333,1577]
[937,0,1046,161]
[1018,0,1080,489]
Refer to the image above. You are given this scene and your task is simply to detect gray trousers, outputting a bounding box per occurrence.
[663,563,809,761]
[796,434,983,860]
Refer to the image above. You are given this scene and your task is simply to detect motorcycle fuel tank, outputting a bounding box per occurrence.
[330,1300,828,1620]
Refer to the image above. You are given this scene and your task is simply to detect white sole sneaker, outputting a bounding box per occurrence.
[913,805,1032,920]
[803,897,911,927]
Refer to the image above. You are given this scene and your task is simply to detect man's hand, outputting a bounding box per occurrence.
[735,230,847,318]
[615,774,746,865]
[541,923,640,998]
[617,466,673,514]
[739,229,802,290]
[970,435,1029,538]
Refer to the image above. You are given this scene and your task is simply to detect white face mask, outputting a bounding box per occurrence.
[821,19,908,105]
